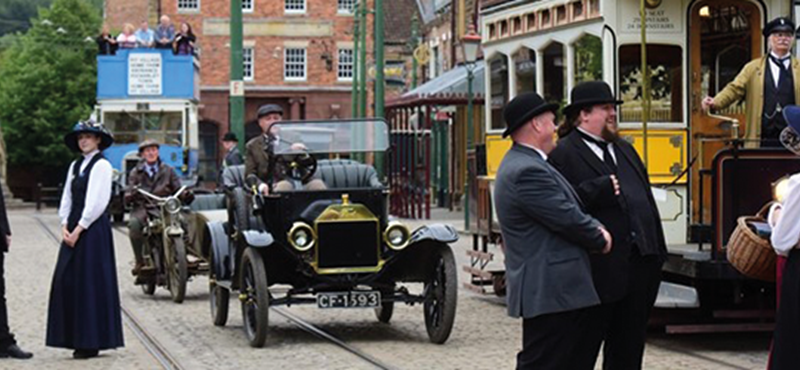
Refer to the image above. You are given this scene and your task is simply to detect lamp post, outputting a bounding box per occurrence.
[461,26,481,231]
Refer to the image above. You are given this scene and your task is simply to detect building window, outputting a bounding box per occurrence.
[338,0,356,14]
[338,48,354,80]
[243,47,254,81]
[285,0,306,13]
[242,0,253,12]
[177,0,199,11]
[285,48,307,80]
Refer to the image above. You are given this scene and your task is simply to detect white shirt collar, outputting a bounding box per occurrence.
[517,142,548,161]
[576,127,607,143]
[82,149,99,160]
[771,51,791,61]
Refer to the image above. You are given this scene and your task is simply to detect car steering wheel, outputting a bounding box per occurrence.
[276,152,318,183]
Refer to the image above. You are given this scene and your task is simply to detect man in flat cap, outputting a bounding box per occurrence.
[245,104,325,194]
[703,16,800,147]
[125,140,188,276]
[493,91,612,370]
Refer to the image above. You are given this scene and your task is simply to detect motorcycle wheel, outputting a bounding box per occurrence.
[167,236,188,303]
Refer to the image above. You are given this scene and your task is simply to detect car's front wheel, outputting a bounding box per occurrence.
[374,300,394,323]
[423,244,457,344]
[240,248,269,348]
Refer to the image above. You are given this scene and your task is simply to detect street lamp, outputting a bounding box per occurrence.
[461,25,481,231]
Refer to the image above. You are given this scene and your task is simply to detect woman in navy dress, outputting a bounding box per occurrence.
[46,119,124,359]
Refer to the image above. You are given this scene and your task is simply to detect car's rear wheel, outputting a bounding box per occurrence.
[241,248,269,348]
[209,247,230,326]
[423,244,457,344]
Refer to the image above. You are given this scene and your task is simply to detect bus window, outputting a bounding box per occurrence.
[513,48,536,95]
[489,54,509,131]
[619,44,683,123]
[104,112,140,144]
[573,34,602,85]
[142,112,182,145]
[543,42,565,105]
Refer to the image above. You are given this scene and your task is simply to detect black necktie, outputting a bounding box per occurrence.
[578,131,617,173]
[770,55,790,88]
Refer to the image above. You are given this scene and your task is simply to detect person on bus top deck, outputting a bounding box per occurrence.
[116,23,136,49]
[134,20,154,48]
[124,140,192,276]
[244,104,326,195]
[96,24,118,56]
[702,17,800,148]
[766,104,800,370]
[46,119,124,359]
[154,15,175,50]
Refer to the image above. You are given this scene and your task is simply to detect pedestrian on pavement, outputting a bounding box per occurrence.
[222,132,243,168]
[493,91,612,370]
[124,140,190,278]
[766,104,800,370]
[702,17,800,148]
[46,118,124,359]
[549,81,667,370]
[0,171,32,360]
[134,20,154,48]
[154,15,175,49]
[172,22,196,56]
[116,23,136,49]
[245,104,326,194]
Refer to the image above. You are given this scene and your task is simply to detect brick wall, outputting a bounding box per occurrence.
[104,0,150,31]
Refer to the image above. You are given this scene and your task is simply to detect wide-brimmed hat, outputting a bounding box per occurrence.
[502,92,559,138]
[138,139,160,153]
[763,17,795,37]
[64,118,114,153]
[781,105,800,154]
[562,81,623,117]
[222,132,238,142]
[257,104,284,118]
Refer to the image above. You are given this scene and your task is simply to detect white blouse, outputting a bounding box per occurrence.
[58,150,113,229]
[769,173,800,256]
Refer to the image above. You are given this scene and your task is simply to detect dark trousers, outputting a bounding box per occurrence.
[0,251,16,349]
[572,253,663,370]
[771,249,800,370]
[518,306,594,370]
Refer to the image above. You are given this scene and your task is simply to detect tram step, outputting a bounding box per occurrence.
[466,250,494,261]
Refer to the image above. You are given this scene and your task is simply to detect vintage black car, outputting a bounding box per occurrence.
[204,119,459,348]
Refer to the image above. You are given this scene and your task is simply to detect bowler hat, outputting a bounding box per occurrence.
[257,104,284,118]
[781,105,800,154]
[222,132,238,142]
[562,81,623,117]
[502,92,559,138]
[64,118,114,153]
[138,139,160,153]
[763,17,795,37]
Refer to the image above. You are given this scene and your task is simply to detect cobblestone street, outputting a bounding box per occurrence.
[0,208,769,369]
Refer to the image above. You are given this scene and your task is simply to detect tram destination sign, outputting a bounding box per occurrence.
[620,0,681,34]
[128,53,163,96]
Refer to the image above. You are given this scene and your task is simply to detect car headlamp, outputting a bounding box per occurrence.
[773,175,791,203]
[288,222,316,252]
[383,221,410,250]
[165,197,181,214]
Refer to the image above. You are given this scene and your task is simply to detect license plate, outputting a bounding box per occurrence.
[317,291,381,309]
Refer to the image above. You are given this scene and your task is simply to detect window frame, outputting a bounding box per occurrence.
[337,48,354,81]
[284,47,307,81]
[337,0,356,14]
[242,0,253,13]
[177,0,200,12]
[243,47,254,81]
[285,0,307,14]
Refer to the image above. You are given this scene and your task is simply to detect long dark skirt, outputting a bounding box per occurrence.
[46,216,124,350]
[771,249,800,369]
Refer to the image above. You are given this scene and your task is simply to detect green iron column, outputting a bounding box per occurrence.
[358,0,368,118]
[229,0,245,152]
[351,1,360,118]
[374,0,385,178]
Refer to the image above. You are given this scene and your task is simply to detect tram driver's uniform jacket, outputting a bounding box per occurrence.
[712,54,800,148]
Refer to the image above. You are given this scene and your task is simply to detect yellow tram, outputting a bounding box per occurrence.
[466,0,800,332]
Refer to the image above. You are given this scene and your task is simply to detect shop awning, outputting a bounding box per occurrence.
[387,60,485,108]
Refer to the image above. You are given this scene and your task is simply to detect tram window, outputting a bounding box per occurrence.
[489,55,509,131]
[618,44,683,123]
[573,34,602,85]
[556,5,567,25]
[543,42,566,105]
[526,13,536,31]
[589,0,600,16]
[541,9,551,28]
[572,1,584,20]
[512,17,522,34]
[513,48,536,95]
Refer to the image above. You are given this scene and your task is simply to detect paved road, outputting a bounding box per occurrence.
[1,209,770,369]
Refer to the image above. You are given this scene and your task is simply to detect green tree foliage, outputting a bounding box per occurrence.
[0,0,53,36]
[0,0,100,168]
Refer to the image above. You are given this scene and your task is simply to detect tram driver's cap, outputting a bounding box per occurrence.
[763,17,795,37]
[138,139,160,153]
[257,104,284,119]
[501,92,559,138]
[781,105,800,155]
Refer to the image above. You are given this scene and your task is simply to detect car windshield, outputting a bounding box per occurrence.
[270,119,389,155]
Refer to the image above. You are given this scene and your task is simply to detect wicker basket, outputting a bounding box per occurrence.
[726,203,776,282]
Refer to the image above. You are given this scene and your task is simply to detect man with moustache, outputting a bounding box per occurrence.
[703,17,800,147]
[494,92,612,370]
[549,81,667,370]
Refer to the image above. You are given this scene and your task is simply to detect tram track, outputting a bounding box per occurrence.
[33,216,185,370]
[111,224,395,370]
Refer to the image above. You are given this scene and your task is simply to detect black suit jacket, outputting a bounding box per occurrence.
[549,131,667,303]
[0,184,10,252]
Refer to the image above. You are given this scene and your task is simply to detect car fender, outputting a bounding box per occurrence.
[243,229,274,248]
[207,221,233,280]
[409,223,459,245]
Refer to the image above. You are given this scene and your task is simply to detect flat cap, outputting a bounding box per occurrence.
[257,104,284,118]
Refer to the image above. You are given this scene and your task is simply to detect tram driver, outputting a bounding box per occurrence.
[702,17,800,148]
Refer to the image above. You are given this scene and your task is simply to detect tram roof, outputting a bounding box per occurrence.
[388,60,486,108]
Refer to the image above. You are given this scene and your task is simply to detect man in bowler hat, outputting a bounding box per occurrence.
[493,91,612,370]
[221,132,243,168]
[703,17,800,147]
[549,81,667,370]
